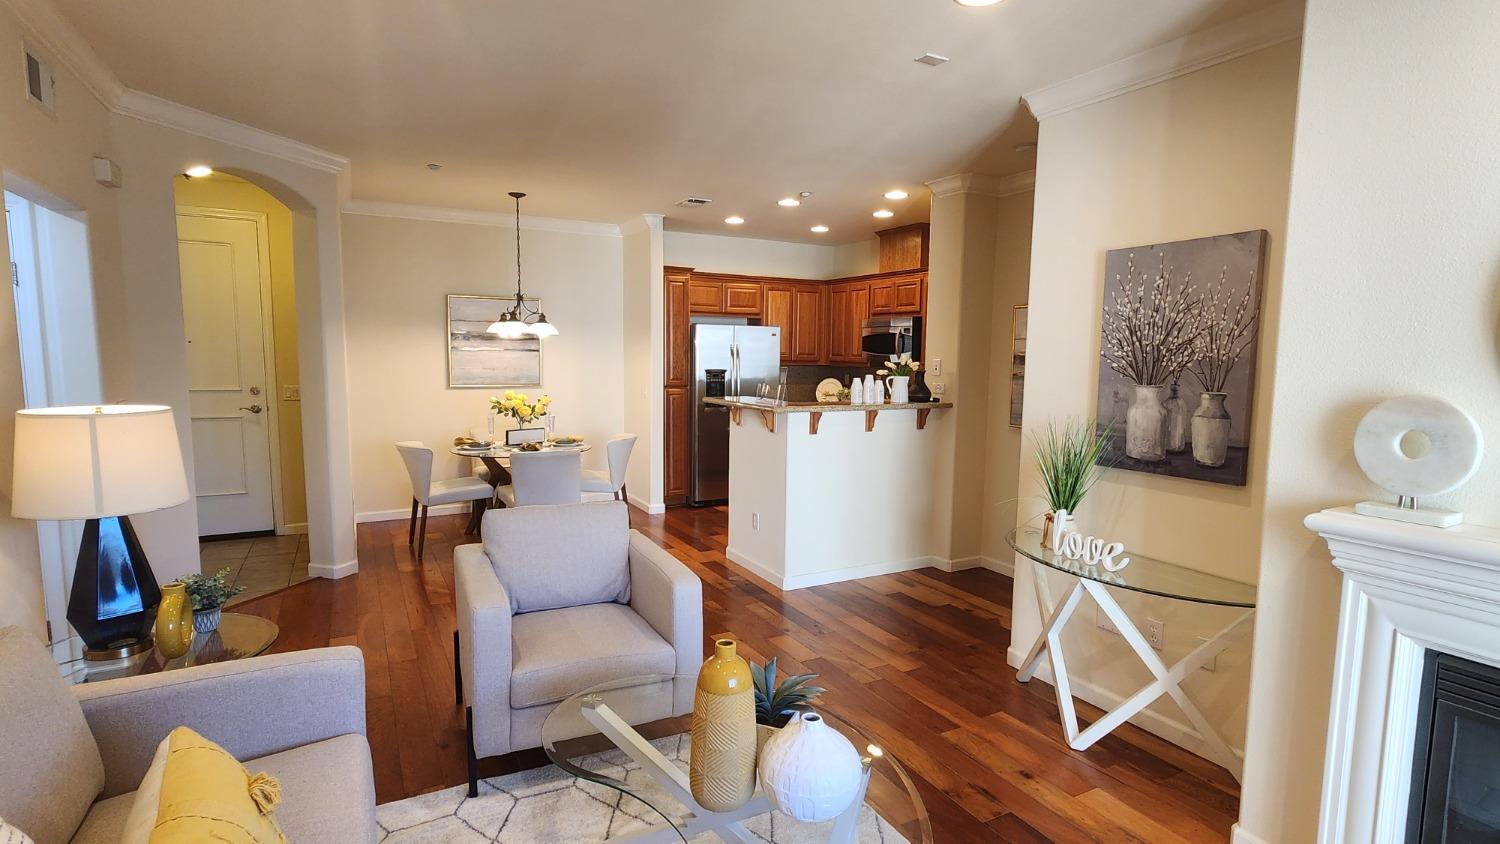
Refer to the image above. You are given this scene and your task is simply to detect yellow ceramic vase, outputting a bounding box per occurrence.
[689,638,758,812]
[155,582,195,659]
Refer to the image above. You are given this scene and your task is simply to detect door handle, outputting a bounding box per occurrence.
[239,404,263,414]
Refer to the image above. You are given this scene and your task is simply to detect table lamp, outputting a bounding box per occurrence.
[11,405,189,659]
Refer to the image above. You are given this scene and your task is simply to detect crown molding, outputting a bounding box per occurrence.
[342,199,623,238]
[2,0,123,106]
[115,90,350,175]
[620,213,664,236]
[1023,0,1304,121]
[926,171,1035,199]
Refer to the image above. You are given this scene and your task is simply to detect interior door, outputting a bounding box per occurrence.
[177,211,275,535]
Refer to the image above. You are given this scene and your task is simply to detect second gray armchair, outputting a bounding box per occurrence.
[453,500,702,796]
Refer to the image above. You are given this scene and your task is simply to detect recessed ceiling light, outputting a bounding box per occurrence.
[184,165,213,178]
[884,189,909,200]
[810,225,829,233]
[798,191,813,198]
[955,0,1003,5]
[426,163,443,171]
[724,216,745,225]
[915,53,950,67]
[777,198,801,207]
[873,209,895,219]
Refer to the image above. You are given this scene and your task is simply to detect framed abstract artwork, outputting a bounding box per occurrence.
[1095,230,1267,486]
[447,294,542,388]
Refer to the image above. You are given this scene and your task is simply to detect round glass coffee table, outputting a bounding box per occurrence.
[61,612,279,684]
[541,674,933,844]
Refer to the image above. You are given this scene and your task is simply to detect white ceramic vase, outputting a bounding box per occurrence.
[885,375,909,404]
[1125,384,1168,462]
[756,711,863,822]
[1191,392,1231,467]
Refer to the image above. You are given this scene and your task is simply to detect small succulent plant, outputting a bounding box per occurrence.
[180,567,245,611]
[751,657,825,728]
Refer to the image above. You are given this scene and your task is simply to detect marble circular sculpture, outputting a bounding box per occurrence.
[1354,395,1483,498]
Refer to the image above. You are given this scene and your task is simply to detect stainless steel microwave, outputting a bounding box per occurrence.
[861,316,921,363]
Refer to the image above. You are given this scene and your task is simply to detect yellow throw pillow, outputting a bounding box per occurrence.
[121,727,286,844]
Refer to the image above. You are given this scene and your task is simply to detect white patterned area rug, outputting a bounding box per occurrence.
[376,733,909,843]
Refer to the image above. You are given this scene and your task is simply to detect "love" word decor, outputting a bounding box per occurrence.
[1047,509,1131,572]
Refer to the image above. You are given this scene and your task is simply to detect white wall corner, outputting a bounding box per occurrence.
[307,558,359,580]
[341,199,623,237]
[620,213,665,235]
[925,171,1035,199]
[1229,824,1271,844]
[2,0,124,106]
[1022,0,1305,121]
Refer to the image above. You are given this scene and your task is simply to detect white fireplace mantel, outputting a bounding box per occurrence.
[1308,506,1500,843]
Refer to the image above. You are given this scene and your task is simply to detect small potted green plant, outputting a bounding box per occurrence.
[180,568,245,634]
[752,657,825,754]
[1032,418,1114,547]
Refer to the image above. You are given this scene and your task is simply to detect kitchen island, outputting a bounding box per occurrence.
[704,397,954,589]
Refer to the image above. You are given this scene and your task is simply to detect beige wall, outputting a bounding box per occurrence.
[663,229,879,280]
[174,174,307,529]
[1237,3,1500,841]
[341,212,626,517]
[0,6,125,637]
[979,191,1034,563]
[622,215,664,510]
[1013,42,1300,756]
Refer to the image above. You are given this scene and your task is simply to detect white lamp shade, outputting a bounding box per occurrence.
[11,405,190,520]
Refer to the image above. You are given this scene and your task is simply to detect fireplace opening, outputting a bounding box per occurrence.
[1407,651,1500,843]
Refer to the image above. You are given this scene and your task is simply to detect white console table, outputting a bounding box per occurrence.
[1007,527,1256,780]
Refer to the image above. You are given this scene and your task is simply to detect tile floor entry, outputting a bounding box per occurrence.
[199,533,312,606]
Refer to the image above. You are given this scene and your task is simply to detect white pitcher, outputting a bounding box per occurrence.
[885,375,909,404]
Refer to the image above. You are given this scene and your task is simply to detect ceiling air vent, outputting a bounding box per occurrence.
[675,197,713,208]
[23,48,55,113]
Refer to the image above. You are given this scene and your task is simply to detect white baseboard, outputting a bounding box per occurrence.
[1229,824,1268,844]
[276,522,308,536]
[309,558,359,579]
[627,493,665,515]
[355,502,471,523]
[1005,643,1246,763]
[726,547,942,591]
[948,554,1015,577]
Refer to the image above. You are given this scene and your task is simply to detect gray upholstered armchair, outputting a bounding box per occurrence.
[454,500,703,796]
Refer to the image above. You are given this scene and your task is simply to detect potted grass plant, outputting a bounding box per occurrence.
[1032,418,1114,548]
[751,657,825,755]
[180,567,245,634]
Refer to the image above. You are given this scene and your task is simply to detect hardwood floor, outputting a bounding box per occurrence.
[236,506,1240,842]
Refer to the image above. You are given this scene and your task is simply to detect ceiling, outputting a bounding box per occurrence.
[55,0,1277,243]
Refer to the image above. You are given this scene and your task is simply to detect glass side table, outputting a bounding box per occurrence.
[60,612,279,684]
[540,674,933,844]
[1007,526,1256,781]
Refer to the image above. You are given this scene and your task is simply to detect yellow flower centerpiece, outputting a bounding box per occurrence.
[489,390,552,425]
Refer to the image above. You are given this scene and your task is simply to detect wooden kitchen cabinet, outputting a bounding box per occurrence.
[664,385,690,502]
[722,281,763,314]
[790,286,824,363]
[665,267,692,386]
[828,281,870,364]
[762,284,794,359]
[688,278,724,313]
[876,223,930,273]
[869,271,925,316]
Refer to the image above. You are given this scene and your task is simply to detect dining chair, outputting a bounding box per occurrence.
[581,433,637,502]
[395,441,495,559]
[495,449,582,508]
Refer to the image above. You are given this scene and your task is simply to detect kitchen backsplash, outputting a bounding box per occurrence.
[779,365,876,402]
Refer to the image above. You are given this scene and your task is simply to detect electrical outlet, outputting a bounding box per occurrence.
[931,358,942,376]
[1095,605,1118,635]
[282,384,300,401]
[1145,618,1165,651]
[751,512,760,530]
[1196,636,1217,672]
[931,382,946,395]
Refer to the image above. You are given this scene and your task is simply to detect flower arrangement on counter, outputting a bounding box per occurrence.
[490,390,551,423]
[875,353,921,377]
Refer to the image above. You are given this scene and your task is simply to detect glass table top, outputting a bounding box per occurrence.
[541,674,933,844]
[1008,526,1257,608]
[61,612,279,684]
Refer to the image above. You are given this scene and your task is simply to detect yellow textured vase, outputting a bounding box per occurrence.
[155,582,195,659]
[689,638,757,812]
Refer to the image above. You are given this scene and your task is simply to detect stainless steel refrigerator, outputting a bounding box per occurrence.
[690,324,781,505]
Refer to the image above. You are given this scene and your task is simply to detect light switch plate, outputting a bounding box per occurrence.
[282,385,301,401]
[931,358,942,376]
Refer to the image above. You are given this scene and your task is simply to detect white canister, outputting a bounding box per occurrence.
[862,374,876,402]
[757,712,864,822]
[873,379,885,403]
[849,378,863,404]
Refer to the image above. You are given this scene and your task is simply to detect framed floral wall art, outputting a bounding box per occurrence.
[1095,230,1266,486]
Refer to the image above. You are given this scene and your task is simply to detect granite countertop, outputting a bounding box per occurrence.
[703,397,953,414]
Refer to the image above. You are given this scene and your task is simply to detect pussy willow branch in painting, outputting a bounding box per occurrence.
[1189,266,1258,393]
[1100,253,1204,387]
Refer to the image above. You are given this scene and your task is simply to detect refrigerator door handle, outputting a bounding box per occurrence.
[730,343,739,397]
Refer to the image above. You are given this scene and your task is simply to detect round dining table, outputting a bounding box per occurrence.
[449,441,593,534]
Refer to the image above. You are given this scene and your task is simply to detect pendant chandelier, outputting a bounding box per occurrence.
[487,191,558,338]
